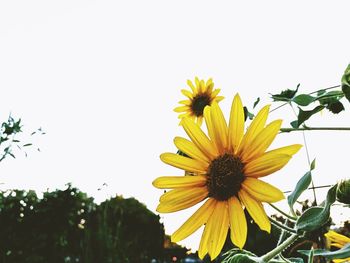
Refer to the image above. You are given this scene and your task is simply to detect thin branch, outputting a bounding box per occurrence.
[280,127,350,132]
[269,203,296,221]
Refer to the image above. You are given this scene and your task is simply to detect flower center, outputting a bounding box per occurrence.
[191,93,211,116]
[207,153,245,201]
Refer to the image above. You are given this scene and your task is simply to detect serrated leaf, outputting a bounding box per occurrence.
[271,84,299,102]
[296,184,337,232]
[293,105,325,128]
[293,94,316,106]
[288,171,312,211]
[298,243,350,260]
[253,97,260,109]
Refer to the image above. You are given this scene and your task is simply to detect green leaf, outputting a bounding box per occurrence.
[290,120,299,129]
[342,85,350,103]
[243,107,254,121]
[307,248,314,263]
[287,258,304,263]
[296,184,337,232]
[292,105,325,128]
[298,243,350,260]
[310,158,316,171]
[326,101,345,114]
[271,84,300,102]
[318,90,344,105]
[226,254,258,263]
[292,94,316,106]
[222,249,257,263]
[287,171,312,211]
[341,64,350,102]
[253,97,260,109]
[317,89,327,96]
[23,143,32,147]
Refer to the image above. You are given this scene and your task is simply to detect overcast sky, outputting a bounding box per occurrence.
[1,0,349,250]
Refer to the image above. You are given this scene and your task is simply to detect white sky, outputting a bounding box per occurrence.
[0,0,349,250]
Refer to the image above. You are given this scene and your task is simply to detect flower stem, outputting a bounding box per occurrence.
[268,203,296,221]
[280,127,350,133]
[269,217,297,234]
[260,234,300,262]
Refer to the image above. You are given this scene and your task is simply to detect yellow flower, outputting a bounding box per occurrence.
[153,94,302,260]
[325,230,350,263]
[174,77,224,126]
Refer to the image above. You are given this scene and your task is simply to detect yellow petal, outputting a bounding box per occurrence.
[203,106,218,152]
[181,89,193,99]
[242,177,285,203]
[177,112,191,119]
[210,102,228,153]
[199,80,206,93]
[238,189,271,233]
[196,116,204,127]
[160,153,207,173]
[179,100,191,106]
[214,96,224,102]
[237,105,270,155]
[267,144,303,156]
[174,106,189,113]
[198,214,212,259]
[207,201,229,260]
[152,175,207,189]
[241,119,282,162]
[207,82,214,94]
[174,137,210,163]
[228,94,245,153]
[171,198,216,242]
[244,153,292,178]
[211,89,221,97]
[206,78,213,87]
[157,187,208,213]
[181,118,218,159]
[228,196,247,249]
[187,79,196,94]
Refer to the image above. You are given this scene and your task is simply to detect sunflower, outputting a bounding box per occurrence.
[153,94,302,260]
[325,230,350,263]
[174,77,224,126]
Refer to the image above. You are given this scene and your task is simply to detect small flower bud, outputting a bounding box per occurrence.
[336,179,350,205]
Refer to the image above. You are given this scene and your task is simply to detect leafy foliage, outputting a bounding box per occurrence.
[0,115,44,162]
[0,185,165,263]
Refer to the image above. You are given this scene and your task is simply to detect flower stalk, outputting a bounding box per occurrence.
[260,234,300,262]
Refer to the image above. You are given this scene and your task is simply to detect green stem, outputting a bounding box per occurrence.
[268,203,296,220]
[260,234,300,262]
[308,85,340,95]
[280,127,350,133]
[269,217,297,234]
